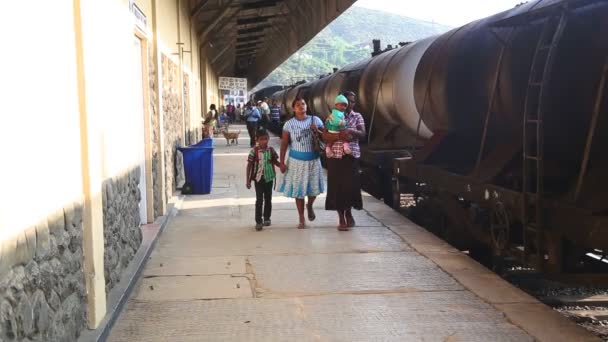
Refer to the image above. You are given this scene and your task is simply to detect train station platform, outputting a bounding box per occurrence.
[107,125,597,341]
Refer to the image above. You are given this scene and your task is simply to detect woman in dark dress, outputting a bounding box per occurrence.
[324,91,366,231]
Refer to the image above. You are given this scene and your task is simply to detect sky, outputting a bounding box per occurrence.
[354,0,526,27]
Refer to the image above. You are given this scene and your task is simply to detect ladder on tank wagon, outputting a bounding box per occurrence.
[520,7,569,270]
[490,3,572,269]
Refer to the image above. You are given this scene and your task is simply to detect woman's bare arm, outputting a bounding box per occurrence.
[280,130,289,172]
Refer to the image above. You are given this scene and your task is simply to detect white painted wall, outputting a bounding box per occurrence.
[0,1,83,243]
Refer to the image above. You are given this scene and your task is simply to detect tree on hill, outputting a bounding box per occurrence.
[254,6,451,90]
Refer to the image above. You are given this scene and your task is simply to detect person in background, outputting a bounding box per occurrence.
[227,101,235,123]
[203,104,218,138]
[246,129,280,231]
[255,100,267,130]
[219,104,226,119]
[270,99,281,131]
[236,103,242,123]
[218,111,229,129]
[261,97,271,118]
[245,102,261,147]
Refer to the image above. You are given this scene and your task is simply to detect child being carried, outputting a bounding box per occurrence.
[325,94,351,158]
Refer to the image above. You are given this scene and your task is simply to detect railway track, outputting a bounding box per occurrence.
[548,298,608,340]
[480,256,608,340]
[396,198,608,340]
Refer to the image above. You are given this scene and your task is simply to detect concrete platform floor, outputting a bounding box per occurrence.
[108,126,598,341]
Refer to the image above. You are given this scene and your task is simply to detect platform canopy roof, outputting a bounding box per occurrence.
[190,0,356,87]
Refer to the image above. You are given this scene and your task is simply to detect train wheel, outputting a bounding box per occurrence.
[490,202,510,254]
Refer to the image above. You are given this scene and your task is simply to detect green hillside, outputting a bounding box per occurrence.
[254,6,451,89]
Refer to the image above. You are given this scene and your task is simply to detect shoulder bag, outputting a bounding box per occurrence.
[310,114,324,154]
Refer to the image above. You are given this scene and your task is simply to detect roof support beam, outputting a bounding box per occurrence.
[236,41,259,49]
[190,0,210,18]
[236,47,258,53]
[237,15,275,26]
[236,46,259,53]
[209,22,236,41]
[237,34,263,43]
[259,23,288,57]
[211,43,232,64]
[209,28,237,47]
[237,25,270,35]
[202,12,240,47]
[236,52,258,58]
[280,1,298,34]
[241,0,277,10]
[295,1,307,17]
[218,58,233,75]
[198,0,238,42]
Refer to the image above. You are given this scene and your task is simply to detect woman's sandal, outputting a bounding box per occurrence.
[307,204,316,221]
[337,224,350,231]
[298,222,306,229]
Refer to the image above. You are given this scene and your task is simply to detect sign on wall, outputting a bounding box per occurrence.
[221,89,247,107]
[129,0,148,34]
[219,77,247,91]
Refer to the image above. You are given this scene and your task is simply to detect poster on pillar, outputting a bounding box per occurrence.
[219,77,247,108]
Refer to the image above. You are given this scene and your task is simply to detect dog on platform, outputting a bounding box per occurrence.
[222,130,240,146]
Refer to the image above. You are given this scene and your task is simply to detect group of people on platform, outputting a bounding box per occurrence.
[203,98,282,143]
[243,98,282,146]
[244,91,365,231]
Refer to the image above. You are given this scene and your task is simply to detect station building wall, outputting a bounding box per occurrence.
[0,0,220,339]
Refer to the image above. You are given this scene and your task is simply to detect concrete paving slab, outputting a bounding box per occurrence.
[251,252,463,296]
[495,303,601,342]
[388,224,460,253]
[154,226,410,257]
[212,180,231,188]
[109,292,532,342]
[237,208,383,227]
[132,275,253,301]
[367,209,413,226]
[108,132,596,341]
[424,251,538,304]
[161,208,382,230]
[361,201,399,213]
[178,205,236,219]
[143,255,247,276]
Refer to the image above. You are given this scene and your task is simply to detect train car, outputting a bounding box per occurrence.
[386,0,608,276]
[269,0,608,278]
[250,85,284,103]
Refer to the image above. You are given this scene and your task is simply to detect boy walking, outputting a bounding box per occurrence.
[246,130,280,231]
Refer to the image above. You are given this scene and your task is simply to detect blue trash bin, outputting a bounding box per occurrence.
[193,138,214,148]
[178,145,214,194]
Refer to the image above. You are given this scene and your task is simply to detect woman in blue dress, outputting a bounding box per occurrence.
[278,97,325,229]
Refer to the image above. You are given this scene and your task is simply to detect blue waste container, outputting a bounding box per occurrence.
[178,144,213,194]
[193,138,214,148]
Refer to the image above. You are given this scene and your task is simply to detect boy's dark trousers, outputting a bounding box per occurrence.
[254,177,273,224]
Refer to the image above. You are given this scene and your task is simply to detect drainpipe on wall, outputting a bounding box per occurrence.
[152,0,168,215]
[189,13,196,137]
[175,0,186,146]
